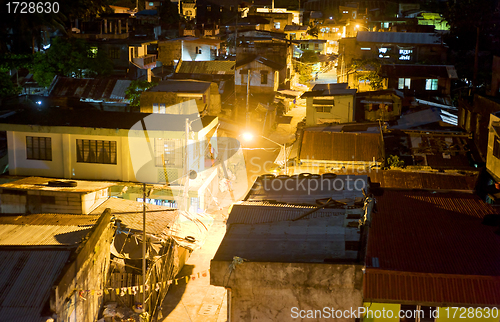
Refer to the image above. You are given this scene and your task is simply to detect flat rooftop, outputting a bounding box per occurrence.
[0,177,115,193]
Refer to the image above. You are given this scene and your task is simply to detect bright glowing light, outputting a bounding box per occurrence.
[36,101,42,105]
[329,16,333,19]
[242,132,254,141]
[355,24,360,29]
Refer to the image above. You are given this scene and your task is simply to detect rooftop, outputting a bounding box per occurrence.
[214,215,361,263]
[147,79,212,93]
[48,76,131,102]
[0,177,115,193]
[301,83,356,97]
[364,190,500,305]
[0,109,216,132]
[245,174,368,204]
[235,55,285,71]
[299,131,383,162]
[356,31,442,45]
[176,61,235,75]
[90,197,178,235]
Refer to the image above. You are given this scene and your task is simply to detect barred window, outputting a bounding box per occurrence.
[155,138,183,167]
[76,140,117,164]
[26,136,52,161]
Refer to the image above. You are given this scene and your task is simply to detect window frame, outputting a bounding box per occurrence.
[260,70,269,85]
[76,139,117,164]
[26,136,52,161]
[425,78,438,91]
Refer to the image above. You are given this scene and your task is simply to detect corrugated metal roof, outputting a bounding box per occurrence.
[49,76,130,103]
[356,31,441,44]
[214,216,359,262]
[227,202,346,226]
[368,170,478,191]
[176,61,235,75]
[148,79,212,93]
[90,198,178,235]
[364,269,500,306]
[0,250,71,321]
[0,224,91,246]
[245,174,368,204]
[235,55,285,70]
[0,176,115,193]
[0,213,99,226]
[365,190,500,304]
[300,131,383,162]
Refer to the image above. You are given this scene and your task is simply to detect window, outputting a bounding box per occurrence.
[149,2,154,6]
[153,103,159,113]
[425,78,438,90]
[155,138,182,166]
[398,78,411,89]
[108,48,120,59]
[399,48,413,60]
[314,43,319,49]
[159,103,166,114]
[360,47,371,51]
[207,5,211,11]
[76,140,117,164]
[26,136,52,161]
[315,106,332,113]
[494,136,500,159]
[274,22,280,29]
[260,71,268,84]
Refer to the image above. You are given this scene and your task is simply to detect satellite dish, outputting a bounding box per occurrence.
[189,170,197,180]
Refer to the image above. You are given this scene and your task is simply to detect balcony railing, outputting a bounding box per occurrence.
[132,54,157,69]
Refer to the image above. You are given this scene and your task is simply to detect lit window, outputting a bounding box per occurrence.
[149,2,154,6]
[425,79,438,90]
[153,103,159,113]
[76,140,117,164]
[398,78,411,89]
[274,22,280,29]
[399,48,413,60]
[159,103,166,113]
[207,5,211,11]
[26,136,52,161]
[361,47,371,51]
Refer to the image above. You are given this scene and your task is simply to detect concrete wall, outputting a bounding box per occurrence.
[181,42,214,61]
[0,188,108,215]
[51,209,115,322]
[158,41,182,66]
[6,128,189,183]
[211,261,364,322]
[305,95,354,125]
[235,62,282,94]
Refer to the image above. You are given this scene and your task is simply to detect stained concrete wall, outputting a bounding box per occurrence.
[211,261,364,322]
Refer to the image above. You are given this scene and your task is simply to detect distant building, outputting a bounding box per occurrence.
[302,83,357,125]
[235,55,285,94]
[157,37,222,67]
[297,130,383,172]
[140,79,221,116]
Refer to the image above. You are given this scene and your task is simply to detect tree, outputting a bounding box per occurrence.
[31,37,113,87]
[0,72,21,99]
[348,59,384,90]
[295,50,319,84]
[386,155,404,169]
[125,80,158,106]
[442,0,500,89]
[306,22,319,38]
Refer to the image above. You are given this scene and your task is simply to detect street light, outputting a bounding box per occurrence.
[241,132,288,175]
[355,24,371,31]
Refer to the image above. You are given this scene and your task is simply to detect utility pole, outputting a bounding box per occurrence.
[142,183,147,311]
[183,118,190,211]
[246,69,250,127]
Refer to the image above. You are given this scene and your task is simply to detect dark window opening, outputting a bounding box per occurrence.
[26,136,52,161]
[76,139,117,164]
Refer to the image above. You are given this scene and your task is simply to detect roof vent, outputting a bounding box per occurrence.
[47,180,78,188]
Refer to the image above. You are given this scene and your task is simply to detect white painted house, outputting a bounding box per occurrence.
[303,83,357,125]
[0,108,220,212]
